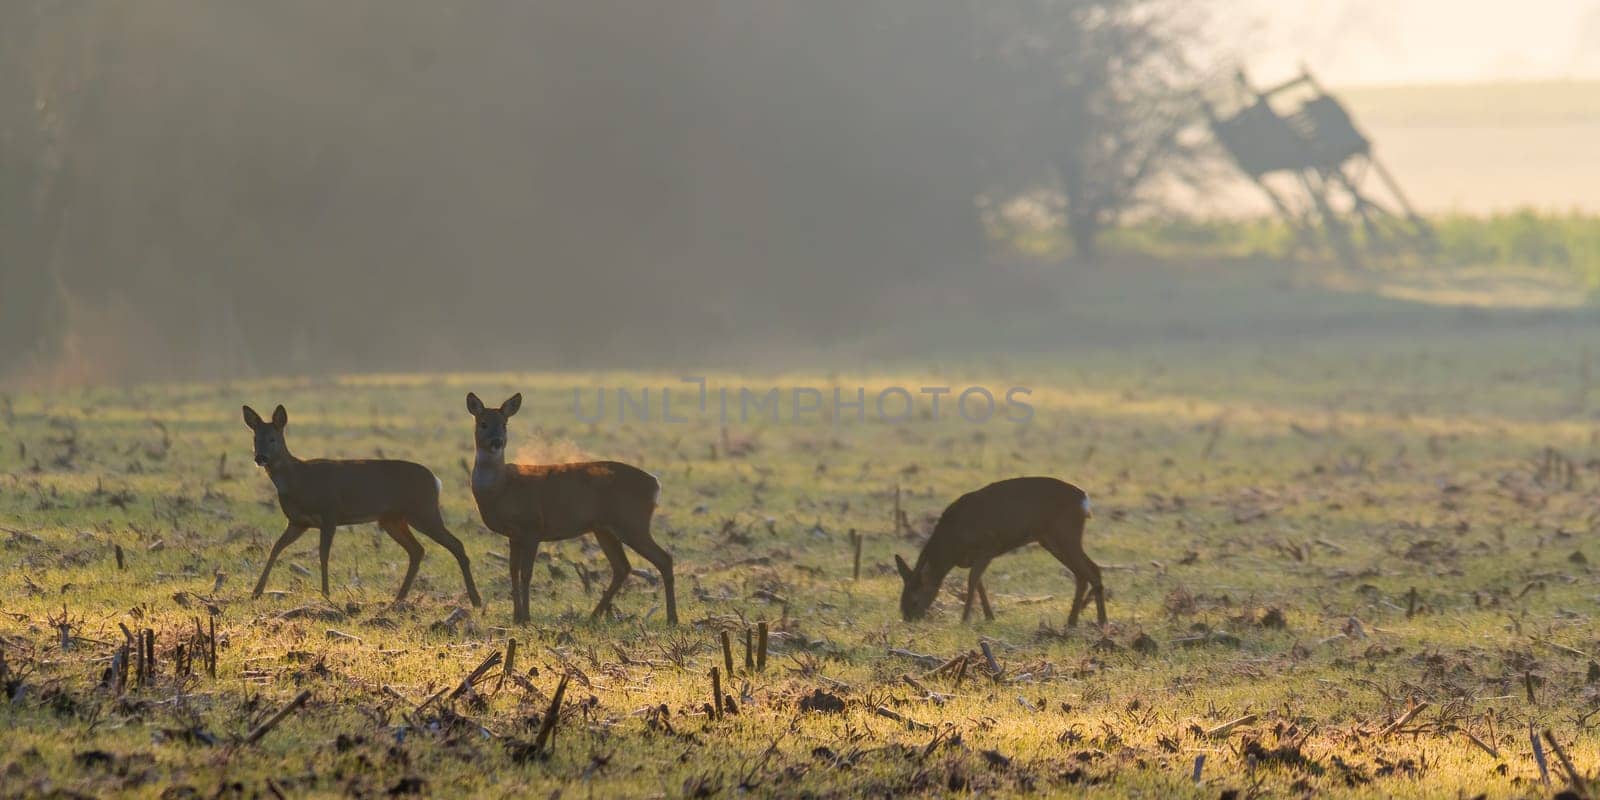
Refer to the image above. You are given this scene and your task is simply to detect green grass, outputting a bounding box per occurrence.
[3,265,1600,797]
[1430,211,1600,287]
[1140,211,1600,285]
[997,210,1600,294]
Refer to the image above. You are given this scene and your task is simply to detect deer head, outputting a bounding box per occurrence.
[242,404,290,467]
[466,392,521,454]
[895,554,938,621]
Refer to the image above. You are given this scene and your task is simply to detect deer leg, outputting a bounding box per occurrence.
[1065,539,1106,627]
[379,516,425,604]
[318,523,336,598]
[1089,559,1107,626]
[506,537,525,623]
[409,509,483,608]
[1043,520,1104,627]
[1061,558,1107,627]
[514,538,539,624]
[962,561,990,623]
[253,523,307,598]
[1066,574,1091,627]
[615,518,677,625]
[976,578,995,621]
[1039,537,1089,626]
[1062,548,1092,628]
[591,530,631,621]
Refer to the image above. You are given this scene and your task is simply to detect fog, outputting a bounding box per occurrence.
[1236,0,1600,85]
[5,2,1010,380]
[0,2,1589,385]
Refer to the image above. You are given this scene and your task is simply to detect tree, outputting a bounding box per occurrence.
[2,1,998,381]
[3,1,1220,382]
[978,0,1209,259]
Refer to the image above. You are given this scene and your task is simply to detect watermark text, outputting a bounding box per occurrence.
[571,377,1033,425]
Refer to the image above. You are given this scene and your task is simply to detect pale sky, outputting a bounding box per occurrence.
[1232,0,1600,85]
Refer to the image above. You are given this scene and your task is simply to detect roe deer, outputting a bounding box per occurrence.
[243,404,482,607]
[894,477,1104,626]
[465,392,677,625]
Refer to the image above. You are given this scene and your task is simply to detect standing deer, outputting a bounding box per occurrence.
[243,404,482,607]
[465,392,677,625]
[894,477,1105,626]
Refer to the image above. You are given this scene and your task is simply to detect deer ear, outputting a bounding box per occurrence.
[466,392,484,416]
[502,393,522,418]
[894,554,914,583]
[242,405,263,430]
[271,405,288,429]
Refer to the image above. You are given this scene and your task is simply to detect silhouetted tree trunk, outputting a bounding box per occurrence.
[1059,156,1103,261]
[979,0,1207,261]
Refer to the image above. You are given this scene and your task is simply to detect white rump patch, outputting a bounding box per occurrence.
[433,473,443,494]
[648,471,662,503]
[1081,495,1092,515]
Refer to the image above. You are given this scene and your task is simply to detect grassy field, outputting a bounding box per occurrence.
[1083,212,1600,296]
[3,262,1600,797]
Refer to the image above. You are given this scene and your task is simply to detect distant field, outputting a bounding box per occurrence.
[1343,80,1600,214]
[1205,80,1600,215]
[1092,211,1600,295]
[2,262,1599,797]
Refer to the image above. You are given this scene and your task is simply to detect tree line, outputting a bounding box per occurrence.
[0,1,1204,382]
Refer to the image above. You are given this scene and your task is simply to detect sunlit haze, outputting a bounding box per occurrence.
[1238,0,1600,85]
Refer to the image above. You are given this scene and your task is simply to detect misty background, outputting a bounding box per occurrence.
[3,1,1598,384]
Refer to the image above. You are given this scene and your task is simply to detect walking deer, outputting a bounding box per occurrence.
[243,405,482,607]
[894,477,1105,626]
[465,392,677,625]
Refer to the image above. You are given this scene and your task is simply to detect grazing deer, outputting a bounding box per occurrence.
[243,404,482,607]
[465,392,677,625]
[894,477,1104,626]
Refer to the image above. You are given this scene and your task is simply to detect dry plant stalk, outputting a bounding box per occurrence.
[873,705,931,731]
[710,667,724,720]
[1205,714,1257,738]
[1542,730,1588,797]
[1378,702,1428,738]
[532,673,572,755]
[245,690,312,744]
[756,622,769,672]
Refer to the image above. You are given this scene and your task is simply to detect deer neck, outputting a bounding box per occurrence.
[914,550,955,591]
[262,450,303,495]
[472,448,508,496]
